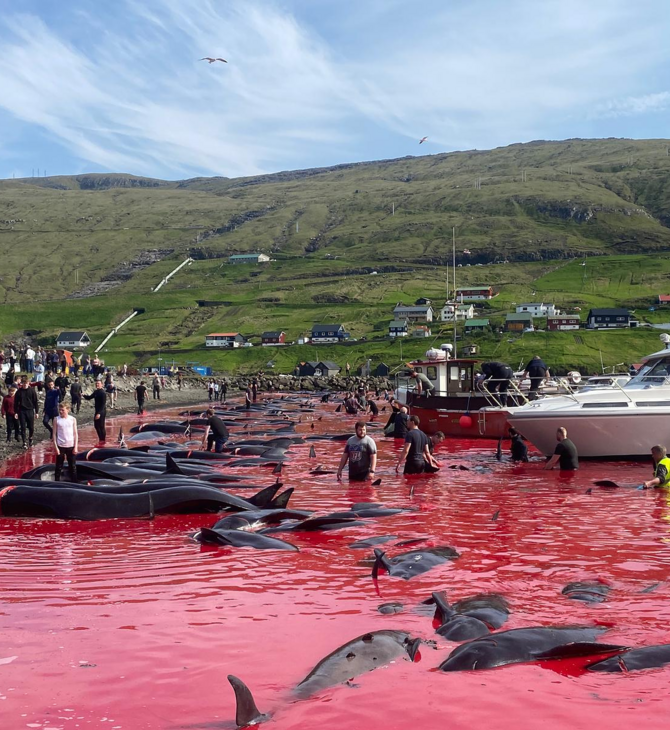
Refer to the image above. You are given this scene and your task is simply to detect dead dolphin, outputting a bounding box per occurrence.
[262,516,367,533]
[349,535,398,549]
[377,602,404,615]
[295,630,421,698]
[212,508,312,529]
[438,626,627,671]
[193,527,299,551]
[449,594,510,629]
[561,582,610,603]
[427,591,491,641]
[372,546,460,580]
[587,644,670,672]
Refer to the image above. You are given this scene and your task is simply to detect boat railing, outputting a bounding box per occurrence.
[478,378,529,408]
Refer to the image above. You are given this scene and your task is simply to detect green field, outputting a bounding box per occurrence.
[2,138,670,374]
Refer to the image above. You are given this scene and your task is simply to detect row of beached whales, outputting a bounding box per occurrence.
[1,395,668,725]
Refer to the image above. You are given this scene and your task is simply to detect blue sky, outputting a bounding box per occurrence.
[1,0,669,180]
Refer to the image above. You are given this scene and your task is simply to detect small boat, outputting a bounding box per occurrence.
[502,340,670,457]
[395,347,522,439]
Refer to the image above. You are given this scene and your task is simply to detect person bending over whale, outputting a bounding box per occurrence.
[202,408,229,453]
[337,421,377,482]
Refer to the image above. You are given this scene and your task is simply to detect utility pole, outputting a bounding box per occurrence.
[392,202,395,216]
[452,226,457,357]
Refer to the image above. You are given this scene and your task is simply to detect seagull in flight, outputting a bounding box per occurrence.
[200,57,228,64]
[419,136,428,144]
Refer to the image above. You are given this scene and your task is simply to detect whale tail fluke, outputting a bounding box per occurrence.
[227,675,267,727]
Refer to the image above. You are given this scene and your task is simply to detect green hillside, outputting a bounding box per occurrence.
[2,138,670,374]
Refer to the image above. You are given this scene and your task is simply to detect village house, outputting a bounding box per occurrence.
[515,302,560,317]
[586,308,633,329]
[228,253,270,264]
[311,324,349,343]
[411,325,432,338]
[388,319,409,338]
[440,301,475,322]
[392,303,434,322]
[658,295,670,305]
[454,286,494,301]
[464,318,490,334]
[415,297,432,306]
[205,333,247,348]
[298,361,341,377]
[547,315,581,331]
[261,331,286,346]
[505,313,534,332]
[56,331,91,349]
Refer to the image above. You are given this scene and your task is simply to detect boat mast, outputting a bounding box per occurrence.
[452,226,457,357]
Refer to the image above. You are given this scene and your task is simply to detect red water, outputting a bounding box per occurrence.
[1,400,670,730]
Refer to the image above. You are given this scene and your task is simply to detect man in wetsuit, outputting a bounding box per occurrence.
[480,361,514,407]
[642,445,670,489]
[70,377,82,414]
[201,408,229,452]
[14,376,39,448]
[509,427,529,462]
[84,380,107,442]
[544,426,578,471]
[336,421,378,482]
[523,355,550,400]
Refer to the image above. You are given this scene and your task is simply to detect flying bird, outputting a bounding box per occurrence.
[200,57,227,64]
[419,136,428,144]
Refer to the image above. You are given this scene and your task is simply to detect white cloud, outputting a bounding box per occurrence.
[0,0,669,177]
[590,92,670,119]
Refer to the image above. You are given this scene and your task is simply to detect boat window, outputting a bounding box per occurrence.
[638,401,670,407]
[427,366,437,380]
[449,366,459,380]
[414,367,423,374]
[581,402,628,408]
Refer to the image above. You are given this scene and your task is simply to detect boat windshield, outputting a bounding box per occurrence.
[630,356,670,385]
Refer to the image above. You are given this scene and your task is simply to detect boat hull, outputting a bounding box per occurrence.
[508,411,670,458]
[405,404,511,439]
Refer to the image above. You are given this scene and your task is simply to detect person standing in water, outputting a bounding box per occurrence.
[544,426,578,471]
[641,445,670,489]
[336,421,378,482]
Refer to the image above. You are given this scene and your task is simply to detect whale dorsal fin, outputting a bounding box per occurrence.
[164,454,185,475]
[270,488,294,509]
[228,675,265,727]
[247,484,280,508]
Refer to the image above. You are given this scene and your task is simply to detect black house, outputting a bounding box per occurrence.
[586,308,632,329]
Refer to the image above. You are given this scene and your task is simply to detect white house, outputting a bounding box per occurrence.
[392,304,434,323]
[205,333,247,348]
[515,303,560,317]
[229,253,270,264]
[440,302,475,322]
[56,331,91,349]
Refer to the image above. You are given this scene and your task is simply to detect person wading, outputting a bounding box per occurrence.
[336,421,378,482]
[53,402,78,482]
[84,380,107,443]
[641,445,670,489]
[202,408,229,453]
[544,426,578,471]
[395,415,434,475]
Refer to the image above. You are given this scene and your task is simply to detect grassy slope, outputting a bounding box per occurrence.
[2,139,670,373]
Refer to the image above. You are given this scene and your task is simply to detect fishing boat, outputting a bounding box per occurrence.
[502,340,670,457]
[395,347,522,439]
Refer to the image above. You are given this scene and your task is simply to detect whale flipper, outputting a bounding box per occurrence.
[227,675,267,727]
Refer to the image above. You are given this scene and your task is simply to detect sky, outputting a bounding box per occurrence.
[0,0,669,180]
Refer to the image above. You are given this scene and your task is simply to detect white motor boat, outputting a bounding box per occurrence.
[499,344,670,457]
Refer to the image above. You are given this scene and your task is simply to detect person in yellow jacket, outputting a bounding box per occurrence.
[642,445,670,489]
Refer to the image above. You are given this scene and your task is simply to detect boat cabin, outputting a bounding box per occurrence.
[406,349,478,395]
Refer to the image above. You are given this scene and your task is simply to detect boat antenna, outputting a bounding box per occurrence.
[452,226,457,357]
[599,349,605,374]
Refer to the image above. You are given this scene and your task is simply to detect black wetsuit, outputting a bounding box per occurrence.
[70,382,82,414]
[84,388,107,442]
[510,434,529,462]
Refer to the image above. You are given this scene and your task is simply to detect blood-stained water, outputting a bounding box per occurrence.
[1,400,670,730]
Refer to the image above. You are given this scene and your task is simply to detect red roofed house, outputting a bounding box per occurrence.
[205,333,247,348]
[658,295,670,304]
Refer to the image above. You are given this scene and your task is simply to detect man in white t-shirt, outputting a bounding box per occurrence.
[25,346,35,374]
[53,402,78,482]
[337,421,377,482]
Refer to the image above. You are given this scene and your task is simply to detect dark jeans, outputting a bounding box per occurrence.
[55,446,78,482]
[5,415,19,441]
[94,413,106,441]
[207,435,226,453]
[18,409,35,443]
[529,377,543,399]
[25,359,34,373]
[153,386,160,400]
[71,396,81,414]
[137,399,145,415]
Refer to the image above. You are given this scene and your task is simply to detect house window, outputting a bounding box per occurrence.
[616,317,625,321]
